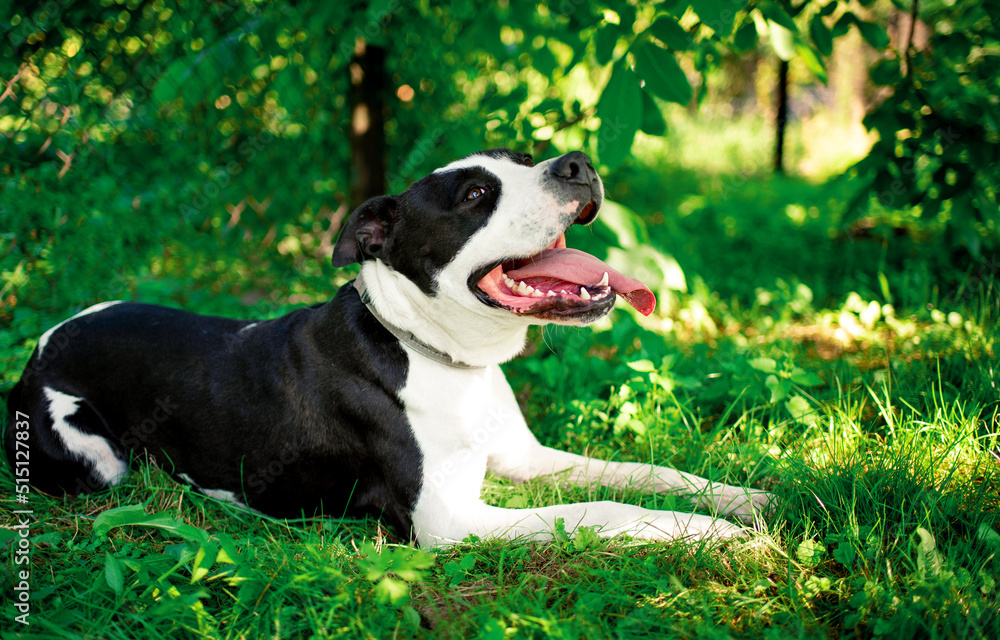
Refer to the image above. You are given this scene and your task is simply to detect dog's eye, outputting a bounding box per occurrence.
[465,186,489,201]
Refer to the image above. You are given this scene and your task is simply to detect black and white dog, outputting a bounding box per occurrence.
[5,149,770,546]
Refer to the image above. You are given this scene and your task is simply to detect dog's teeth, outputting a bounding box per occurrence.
[580,287,591,300]
[546,290,557,297]
[598,272,609,287]
[514,281,535,295]
[531,289,544,298]
[503,274,515,287]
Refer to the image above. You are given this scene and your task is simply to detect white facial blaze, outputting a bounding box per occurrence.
[440,157,587,285]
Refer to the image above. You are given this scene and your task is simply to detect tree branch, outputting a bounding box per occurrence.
[902,0,919,77]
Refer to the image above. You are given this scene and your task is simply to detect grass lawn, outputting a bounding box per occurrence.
[2,141,999,638]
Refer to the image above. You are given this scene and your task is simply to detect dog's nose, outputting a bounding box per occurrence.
[547,151,595,185]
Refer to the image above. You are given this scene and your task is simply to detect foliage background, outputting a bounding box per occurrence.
[1,0,998,638]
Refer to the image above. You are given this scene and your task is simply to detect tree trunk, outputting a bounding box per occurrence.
[774,58,789,175]
[349,39,387,207]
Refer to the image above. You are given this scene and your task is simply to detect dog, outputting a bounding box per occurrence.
[5,148,770,546]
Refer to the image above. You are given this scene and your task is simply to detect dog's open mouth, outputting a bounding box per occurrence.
[472,203,656,319]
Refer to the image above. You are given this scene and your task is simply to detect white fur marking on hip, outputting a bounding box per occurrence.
[44,387,127,485]
[38,300,124,357]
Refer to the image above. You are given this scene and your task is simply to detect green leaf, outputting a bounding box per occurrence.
[375,577,410,605]
[786,395,813,422]
[633,43,691,105]
[769,20,796,61]
[553,517,570,543]
[191,542,219,583]
[619,401,640,418]
[535,98,565,115]
[748,357,777,373]
[595,198,649,246]
[870,58,901,85]
[627,418,648,436]
[795,42,827,84]
[693,0,738,36]
[832,13,854,38]
[833,541,857,567]
[855,19,890,49]
[573,526,601,552]
[809,14,833,56]
[165,542,199,564]
[93,504,149,532]
[627,359,657,372]
[402,606,421,627]
[699,378,732,402]
[105,553,125,594]
[595,25,619,65]
[215,532,240,565]
[796,539,825,567]
[394,551,435,582]
[732,19,757,51]
[504,494,526,508]
[760,2,798,33]
[648,16,691,50]
[596,61,642,167]
[93,504,211,544]
[639,91,667,136]
[790,368,823,386]
[915,527,942,576]
[977,523,1000,548]
[533,43,559,76]
[236,576,267,606]
[767,375,790,402]
[614,2,636,33]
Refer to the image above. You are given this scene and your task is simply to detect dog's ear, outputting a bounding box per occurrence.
[332,195,397,267]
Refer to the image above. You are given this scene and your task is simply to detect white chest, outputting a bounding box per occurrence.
[398,354,519,503]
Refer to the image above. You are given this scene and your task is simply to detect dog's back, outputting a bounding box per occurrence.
[5,294,423,530]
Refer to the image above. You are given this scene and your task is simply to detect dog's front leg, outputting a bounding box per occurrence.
[406,419,748,547]
[483,386,773,524]
[489,434,772,523]
[512,446,773,523]
[412,493,746,548]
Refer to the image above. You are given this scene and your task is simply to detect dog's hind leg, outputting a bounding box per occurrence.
[6,382,128,496]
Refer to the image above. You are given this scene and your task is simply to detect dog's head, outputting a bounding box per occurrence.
[333,149,655,361]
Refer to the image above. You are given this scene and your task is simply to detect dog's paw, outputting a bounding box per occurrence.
[646,512,750,541]
[726,489,776,527]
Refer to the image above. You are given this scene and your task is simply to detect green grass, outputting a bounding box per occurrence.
[3,291,998,638]
[2,319,998,638]
[3,133,1000,638]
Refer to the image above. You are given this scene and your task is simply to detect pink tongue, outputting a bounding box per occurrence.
[506,248,656,316]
